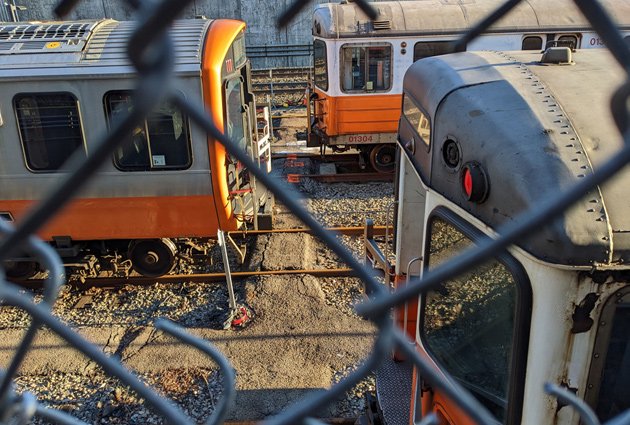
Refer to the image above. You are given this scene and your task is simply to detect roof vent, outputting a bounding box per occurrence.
[541,47,573,65]
[373,19,392,30]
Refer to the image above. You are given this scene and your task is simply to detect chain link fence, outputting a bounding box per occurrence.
[0,0,629,424]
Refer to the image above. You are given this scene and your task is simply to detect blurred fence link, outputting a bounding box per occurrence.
[0,0,628,424]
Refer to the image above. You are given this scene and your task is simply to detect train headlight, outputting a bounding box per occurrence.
[462,162,489,203]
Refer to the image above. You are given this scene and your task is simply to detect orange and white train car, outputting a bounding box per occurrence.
[0,18,272,277]
[369,46,630,424]
[308,0,630,172]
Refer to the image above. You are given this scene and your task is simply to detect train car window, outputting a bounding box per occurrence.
[105,91,191,171]
[413,41,464,62]
[232,33,247,69]
[596,305,630,419]
[402,94,430,148]
[522,36,543,50]
[421,212,530,423]
[340,43,391,92]
[557,35,579,49]
[313,39,328,91]
[585,287,630,421]
[224,77,247,154]
[14,93,85,172]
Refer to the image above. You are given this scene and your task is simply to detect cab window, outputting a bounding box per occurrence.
[402,94,430,148]
[314,39,328,91]
[413,40,465,61]
[224,77,247,154]
[340,43,392,92]
[14,93,85,172]
[421,212,530,423]
[105,91,191,171]
[586,287,630,421]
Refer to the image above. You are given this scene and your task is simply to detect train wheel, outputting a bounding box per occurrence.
[4,260,39,279]
[369,144,396,173]
[128,239,177,277]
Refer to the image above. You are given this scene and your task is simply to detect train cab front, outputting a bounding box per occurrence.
[202,20,274,232]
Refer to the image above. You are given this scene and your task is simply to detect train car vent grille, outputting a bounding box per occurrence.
[0,23,96,54]
[0,23,91,41]
[373,20,392,30]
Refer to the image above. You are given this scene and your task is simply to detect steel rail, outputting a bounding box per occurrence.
[253,82,307,89]
[224,420,356,425]
[13,269,359,290]
[229,225,391,236]
[289,172,394,183]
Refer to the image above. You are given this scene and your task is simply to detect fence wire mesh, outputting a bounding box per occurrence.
[0,0,628,424]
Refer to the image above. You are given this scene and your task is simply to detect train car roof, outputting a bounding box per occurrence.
[313,0,630,38]
[0,19,217,77]
[403,48,630,266]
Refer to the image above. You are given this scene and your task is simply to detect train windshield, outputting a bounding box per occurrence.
[587,287,630,421]
[224,77,247,154]
[596,305,630,419]
[340,43,391,92]
[313,39,328,90]
[421,216,523,422]
[402,95,430,147]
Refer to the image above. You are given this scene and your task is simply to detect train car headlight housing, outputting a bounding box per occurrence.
[462,162,489,203]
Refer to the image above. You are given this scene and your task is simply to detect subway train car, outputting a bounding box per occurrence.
[366,47,630,424]
[0,19,272,278]
[308,0,630,172]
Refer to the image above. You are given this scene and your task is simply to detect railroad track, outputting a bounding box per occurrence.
[15,226,390,289]
[54,268,357,289]
[252,81,307,96]
[225,420,356,425]
[251,67,311,80]
[288,172,394,183]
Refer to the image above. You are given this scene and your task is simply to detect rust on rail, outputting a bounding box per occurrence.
[13,268,358,290]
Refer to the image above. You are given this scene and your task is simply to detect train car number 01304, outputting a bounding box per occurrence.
[348,135,373,143]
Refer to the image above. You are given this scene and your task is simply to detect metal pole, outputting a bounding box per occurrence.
[217,230,237,310]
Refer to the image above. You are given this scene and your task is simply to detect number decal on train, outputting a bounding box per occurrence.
[348,135,373,143]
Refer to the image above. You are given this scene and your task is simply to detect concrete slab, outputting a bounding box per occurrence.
[261,232,314,270]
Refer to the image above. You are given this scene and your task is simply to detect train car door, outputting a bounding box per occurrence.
[223,74,255,221]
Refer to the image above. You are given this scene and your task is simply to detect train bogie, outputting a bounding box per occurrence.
[0,19,273,278]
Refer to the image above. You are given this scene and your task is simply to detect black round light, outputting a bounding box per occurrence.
[442,139,460,168]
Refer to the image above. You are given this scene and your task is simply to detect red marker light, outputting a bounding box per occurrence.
[463,167,473,198]
[461,162,489,203]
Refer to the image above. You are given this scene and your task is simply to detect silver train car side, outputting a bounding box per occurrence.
[0,19,272,278]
